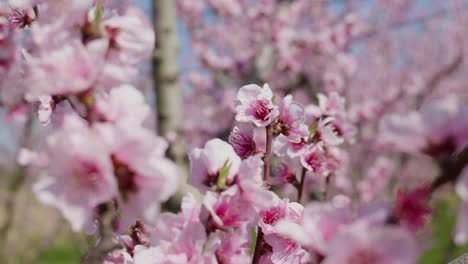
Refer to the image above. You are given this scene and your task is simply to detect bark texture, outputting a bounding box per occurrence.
[152,0,185,167]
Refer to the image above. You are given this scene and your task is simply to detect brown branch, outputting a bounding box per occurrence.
[81,202,120,264]
[251,229,265,264]
[431,146,468,191]
[263,125,273,184]
[296,167,307,203]
[415,47,463,108]
[252,124,274,264]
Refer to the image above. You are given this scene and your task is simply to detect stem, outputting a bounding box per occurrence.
[296,167,307,203]
[263,124,273,184]
[324,173,333,201]
[431,146,468,191]
[81,202,119,264]
[251,229,264,264]
[252,124,274,264]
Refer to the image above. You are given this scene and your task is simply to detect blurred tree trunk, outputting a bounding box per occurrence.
[152,1,185,167]
[153,1,194,208]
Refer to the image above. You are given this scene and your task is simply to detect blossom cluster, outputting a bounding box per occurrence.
[104,84,465,264]
[1,0,179,233]
[1,0,468,263]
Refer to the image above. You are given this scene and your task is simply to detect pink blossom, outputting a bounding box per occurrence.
[25,40,99,98]
[236,156,277,209]
[97,123,180,229]
[228,124,265,159]
[263,234,311,264]
[36,95,53,125]
[258,198,303,235]
[323,224,418,264]
[95,84,150,126]
[273,157,301,185]
[189,138,241,192]
[275,202,354,254]
[274,94,307,142]
[7,8,35,29]
[203,186,256,229]
[357,157,395,202]
[272,135,308,158]
[134,194,217,264]
[394,186,431,232]
[379,95,468,158]
[300,145,327,173]
[101,8,155,65]
[214,225,251,263]
[316,92,346,119]
[235,84,279,127]
[32,114,117,231]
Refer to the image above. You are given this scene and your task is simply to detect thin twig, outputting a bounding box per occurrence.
[81,202,120,264]
[252,124,274,264]
[296,167,307,203]
[263,125,273,184]
[252,229,265,264]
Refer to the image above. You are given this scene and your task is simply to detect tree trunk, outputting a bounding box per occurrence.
[152,0,185,167]
[153,1,198,209]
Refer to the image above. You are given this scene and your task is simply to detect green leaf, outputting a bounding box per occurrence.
[216,160,232,189]
[92,2,104,30]
[419,195,468,264]
[249,226,257,255]
[309,122,318,135]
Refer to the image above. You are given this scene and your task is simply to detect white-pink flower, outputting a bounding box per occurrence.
[96,123,180,230]
[203,186,256,229]
[323,224,418,264]
[25,40,99,98]
[32,114,117,232]
[189,138,241,192]
[235,84,279,127]
[275,94,307,142]
[101,8,155,65]
[300,145,327,173]
[228,124,265,159]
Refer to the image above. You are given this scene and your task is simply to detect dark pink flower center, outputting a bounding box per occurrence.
[112,155,139,201]
[74,159,103,190]
[261,206,285,225]
[395,187,431,231]
[229,130,256,159]
[278,163,297,184]
[7,9,34,29]
[215,202,242,227]
[304,151,324,171]
[251,100,272,121]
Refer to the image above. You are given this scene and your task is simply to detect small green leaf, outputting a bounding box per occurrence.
[216,160,232,189]
[92,2,104,31]
[309,122,318,135]
[271,95,276,104]
[249,226,257,255]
